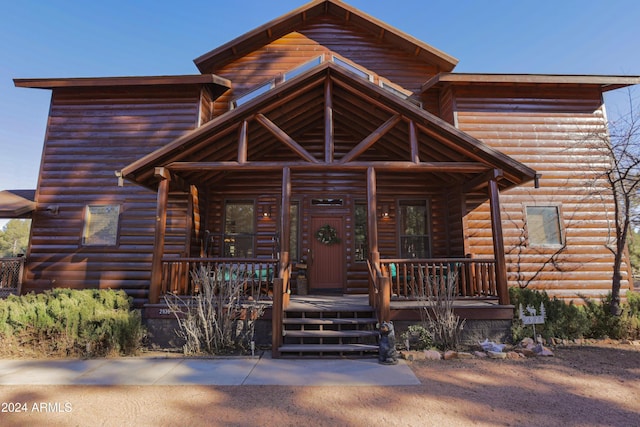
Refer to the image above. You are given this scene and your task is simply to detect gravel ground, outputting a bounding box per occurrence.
[0,343,638,426]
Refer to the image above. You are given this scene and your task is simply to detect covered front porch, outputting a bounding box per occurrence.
[121,62,536,355]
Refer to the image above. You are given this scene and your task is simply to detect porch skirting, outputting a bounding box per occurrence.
[142,297,513,349]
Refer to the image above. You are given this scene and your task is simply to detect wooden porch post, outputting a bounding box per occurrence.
[367,167,379,261]
[367,167,389,320]
[488,170,509,305]
[280,166,291,308]
[149,167,170,304]
[272,167,291,358]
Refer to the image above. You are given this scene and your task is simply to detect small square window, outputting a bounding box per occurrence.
[526,206,563,246]
[82,205,120,246]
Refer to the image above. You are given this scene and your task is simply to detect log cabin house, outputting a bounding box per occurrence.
[4,0,639,355]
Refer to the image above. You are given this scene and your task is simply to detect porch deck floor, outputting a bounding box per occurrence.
[287,294,373,311]
[286,294,504,311]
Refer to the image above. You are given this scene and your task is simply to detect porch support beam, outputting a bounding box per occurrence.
[238,120,248,163]
[324,77,334,163]
[409,120,419,163]
[254,113,319,163]
[488,170,509,305]
[149,168,171,304]
[463,168,504,193]
[340,114,402,164]
[167,160,489,173]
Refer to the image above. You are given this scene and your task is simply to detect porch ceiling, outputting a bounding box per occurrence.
[121,62,537,196]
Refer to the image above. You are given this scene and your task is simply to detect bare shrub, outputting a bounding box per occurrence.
[164,265,265,355]
[418,269,465,351]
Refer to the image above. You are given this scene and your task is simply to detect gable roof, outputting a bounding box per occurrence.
[194,0,458,74]
[121,61,535,193]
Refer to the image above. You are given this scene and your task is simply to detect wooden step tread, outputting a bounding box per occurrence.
[284,330,378,338]
[283,317,377,325]
[279,343,379,353]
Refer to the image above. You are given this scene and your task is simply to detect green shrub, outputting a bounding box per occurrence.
[509,287,589,341]
[0,289,144,358]
[509,287,640,342]
[400,324,433,350]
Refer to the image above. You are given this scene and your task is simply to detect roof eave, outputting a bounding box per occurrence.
[422,73,640,93]
[14,74,231,90]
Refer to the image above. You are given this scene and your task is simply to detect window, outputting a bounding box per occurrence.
[331,56,372,81]
[526,205,563,246]
[224,201,255,257]
[354,203,368,262]
[82,205,120,246]
[231,80,275,109]
[284,56,323,81]
[399,201,430,258]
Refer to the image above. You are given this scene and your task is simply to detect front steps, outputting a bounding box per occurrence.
[278,297,379,357]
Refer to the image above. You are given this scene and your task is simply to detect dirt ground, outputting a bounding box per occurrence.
[0,343,638,427]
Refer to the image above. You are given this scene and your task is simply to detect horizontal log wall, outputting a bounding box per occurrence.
[454,85,631,300]
[24,86,202,305]
[201,169,466,294]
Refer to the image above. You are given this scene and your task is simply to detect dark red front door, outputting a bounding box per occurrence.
[308,216,345,292]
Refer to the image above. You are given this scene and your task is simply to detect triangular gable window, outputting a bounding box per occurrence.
[230,54,419,110]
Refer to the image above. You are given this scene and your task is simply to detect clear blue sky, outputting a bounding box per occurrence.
[1,0,639,219]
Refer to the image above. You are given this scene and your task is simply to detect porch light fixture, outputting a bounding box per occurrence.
[381,204,390,219]
[261,205,272,218]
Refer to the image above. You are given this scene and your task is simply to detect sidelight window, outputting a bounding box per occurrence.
[399,200,430,258]
[223,201,255,257]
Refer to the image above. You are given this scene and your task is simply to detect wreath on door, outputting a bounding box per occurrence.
[315,224,341,245]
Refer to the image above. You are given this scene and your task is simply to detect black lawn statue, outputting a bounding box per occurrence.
[378,321,398,365]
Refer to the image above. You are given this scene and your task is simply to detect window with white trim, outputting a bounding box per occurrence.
[82,204,120,246]
[525,205,563,246]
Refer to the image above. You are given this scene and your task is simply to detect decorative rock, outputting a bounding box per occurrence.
[479,339,506,352]
[457,352,474,359]
[533,343,554,357]
[487,350,507,359]
[444,350,458,360]
[520,337,535,347]
[401,350,426,361]
[506,351,520,360]
[424,349,442,360]
[473,351,488,358]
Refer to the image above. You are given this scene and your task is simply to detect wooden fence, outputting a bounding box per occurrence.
[0,257,24,297]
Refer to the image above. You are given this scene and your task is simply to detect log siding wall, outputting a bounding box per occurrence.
[454,86,631,299]
[24,86,202,304]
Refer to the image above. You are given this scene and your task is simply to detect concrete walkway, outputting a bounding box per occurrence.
[0,353,420,386]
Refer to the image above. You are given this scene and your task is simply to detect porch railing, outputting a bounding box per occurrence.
[379,258,498,299]
[160,257,278,298]
[0,257,24,298]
